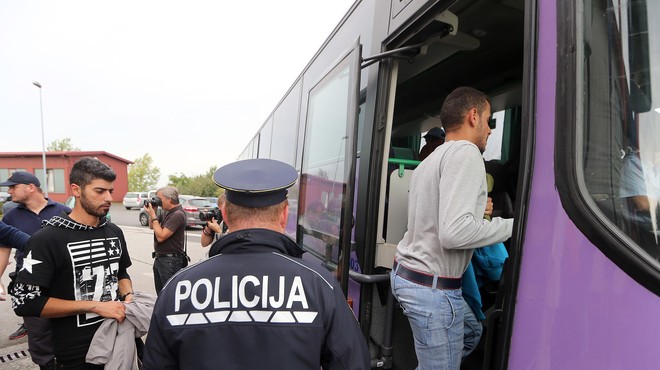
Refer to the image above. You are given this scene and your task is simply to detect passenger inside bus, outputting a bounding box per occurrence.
[418,126,446,161]
[620,147,660,256]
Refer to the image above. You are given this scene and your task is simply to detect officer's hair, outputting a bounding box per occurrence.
[224,200,287,225]
[157,186,180,205]
[70,157,116,188]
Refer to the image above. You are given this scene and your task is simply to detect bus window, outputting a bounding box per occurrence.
[483,110,505,161]
[580,0,660,261]
[298,42,361,282]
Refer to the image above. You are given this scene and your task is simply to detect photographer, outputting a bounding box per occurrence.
[143,186,187,295]
[200,195,227,249]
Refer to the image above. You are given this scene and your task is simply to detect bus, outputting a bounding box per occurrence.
[238,0,660,368]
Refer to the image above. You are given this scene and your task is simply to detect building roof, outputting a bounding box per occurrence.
[0,151,133,164]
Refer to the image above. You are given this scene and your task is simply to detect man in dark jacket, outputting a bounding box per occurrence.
[0,221,29,301]
[142,158,370,370]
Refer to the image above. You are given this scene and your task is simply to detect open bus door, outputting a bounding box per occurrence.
[297,38,362,297]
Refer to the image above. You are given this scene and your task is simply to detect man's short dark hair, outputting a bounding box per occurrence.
[439,87,490,133]
[69,157,116,188]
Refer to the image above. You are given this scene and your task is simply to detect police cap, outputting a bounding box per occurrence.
[0,171,41,187]
[213,159,298,208]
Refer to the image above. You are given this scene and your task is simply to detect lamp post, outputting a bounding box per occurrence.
[32,81,48,198]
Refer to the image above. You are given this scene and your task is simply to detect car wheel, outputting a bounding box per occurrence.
[139,213,149,226]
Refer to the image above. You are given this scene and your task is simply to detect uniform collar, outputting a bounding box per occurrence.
[214,228,304,258]
[14,198,59,212]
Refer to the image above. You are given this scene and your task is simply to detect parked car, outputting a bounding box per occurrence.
[122,192,148,210]
[205,196,219,206]
[64,196,112,222]
[0,191,9,202]
[139,195,215,228]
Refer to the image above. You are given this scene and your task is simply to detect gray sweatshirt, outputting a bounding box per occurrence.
[395,140,513,278]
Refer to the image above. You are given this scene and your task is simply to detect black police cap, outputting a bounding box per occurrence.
[213,159,298,208]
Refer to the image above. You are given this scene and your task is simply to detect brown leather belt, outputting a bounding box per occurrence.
[393,260,462,290]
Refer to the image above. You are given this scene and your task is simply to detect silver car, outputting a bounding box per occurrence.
[122,192,148,210]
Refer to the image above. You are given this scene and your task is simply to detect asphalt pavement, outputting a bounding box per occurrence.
[0,203,208,369]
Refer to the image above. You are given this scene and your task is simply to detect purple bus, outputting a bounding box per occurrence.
[239,0,660,368]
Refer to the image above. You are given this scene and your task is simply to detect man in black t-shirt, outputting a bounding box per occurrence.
[11,157,134,370]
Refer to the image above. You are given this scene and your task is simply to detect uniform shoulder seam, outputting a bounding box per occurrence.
[272,253,334,290]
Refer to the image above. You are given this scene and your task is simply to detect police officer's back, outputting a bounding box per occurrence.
[142,159,370,370]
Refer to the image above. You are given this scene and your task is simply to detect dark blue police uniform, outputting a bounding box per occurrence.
[142,159,370,370]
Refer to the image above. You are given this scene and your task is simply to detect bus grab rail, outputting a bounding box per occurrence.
[348,269,390,283]
[387,158,420,177]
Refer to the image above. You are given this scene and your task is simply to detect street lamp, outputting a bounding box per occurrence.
[32,81,48,198]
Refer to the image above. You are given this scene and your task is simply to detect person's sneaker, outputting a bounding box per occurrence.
[8,323,28,340]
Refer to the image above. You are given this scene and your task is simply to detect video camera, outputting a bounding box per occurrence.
[143,197,162,208]
[199,208,222,222]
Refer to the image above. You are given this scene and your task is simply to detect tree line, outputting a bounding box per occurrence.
[48,138,223,197]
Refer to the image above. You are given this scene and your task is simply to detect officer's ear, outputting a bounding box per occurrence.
[279,202,289,230]
[220,204,229,228]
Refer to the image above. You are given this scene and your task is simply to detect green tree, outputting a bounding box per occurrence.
[168,166,222,197]
[128,154,160,191]
[167,173,190,192]
[47,137,80,151]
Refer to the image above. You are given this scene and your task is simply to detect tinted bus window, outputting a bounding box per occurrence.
[271,81,302,166]
[299,60,352,267]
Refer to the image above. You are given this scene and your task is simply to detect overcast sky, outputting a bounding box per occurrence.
[0,0,354,185]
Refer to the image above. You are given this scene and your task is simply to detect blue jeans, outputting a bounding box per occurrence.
[463,299,483,359]
[153,255,185,294]
[391,272,482,370]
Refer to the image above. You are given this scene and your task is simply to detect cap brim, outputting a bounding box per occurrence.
[225,189,288,208]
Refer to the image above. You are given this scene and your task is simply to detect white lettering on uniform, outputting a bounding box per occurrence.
[286,276,308,309]
[232,276,238,308]
[261,276,269,308]
[214,277,229,308]
[173,275,311,314]
[191,279,213,309]
[239,275,260,308]
[175,280,192,312]
[268,276,285,308]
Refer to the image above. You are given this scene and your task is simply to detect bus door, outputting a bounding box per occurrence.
[297,39,362,300]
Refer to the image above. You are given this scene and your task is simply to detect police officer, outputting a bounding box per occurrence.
[142,159,370,370]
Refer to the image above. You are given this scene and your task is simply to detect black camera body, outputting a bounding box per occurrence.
[143,197,162,208]
[199,207,221,222]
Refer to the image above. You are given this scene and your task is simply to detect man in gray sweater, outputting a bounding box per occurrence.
[391,86,513,370]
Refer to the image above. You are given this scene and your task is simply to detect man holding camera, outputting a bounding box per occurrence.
[200,195,227,249]
[143,186,187,294]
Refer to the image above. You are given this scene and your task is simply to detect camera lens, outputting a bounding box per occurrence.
[143,197,162,208]
[199,208,221,222]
